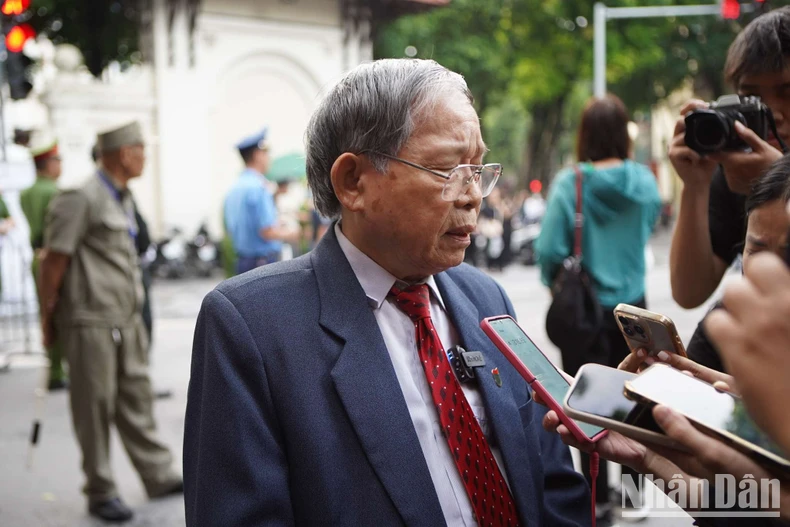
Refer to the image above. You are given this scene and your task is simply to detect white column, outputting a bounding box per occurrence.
[172,0,191,70]
[593,2,607,98]
[151,0,169,237]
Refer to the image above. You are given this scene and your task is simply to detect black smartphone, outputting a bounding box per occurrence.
[563,364,682,450]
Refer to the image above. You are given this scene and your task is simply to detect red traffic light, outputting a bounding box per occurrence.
[721,0,740,19]
[1,0,30,16]
[6,23,34,53]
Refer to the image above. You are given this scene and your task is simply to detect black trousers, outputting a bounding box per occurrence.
[141,265,153,344]
[562,298,646,506]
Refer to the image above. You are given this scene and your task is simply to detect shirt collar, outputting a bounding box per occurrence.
[97,170,129,197]
[35,174,56,183]
[241,167,264,178]
[334,222,445,310]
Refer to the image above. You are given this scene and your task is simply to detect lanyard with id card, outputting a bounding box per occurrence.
[97,171,138,242]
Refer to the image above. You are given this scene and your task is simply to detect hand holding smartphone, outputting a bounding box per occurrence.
[481,315,607,445]
[614,304,687,358]
[563,364,682,450]
[624,363,790,475]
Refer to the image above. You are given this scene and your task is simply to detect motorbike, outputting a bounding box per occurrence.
[509,195,546,266]
[150,227,189,279]
[509,218,542,266]
[150,223,219,280]
[186,223,219,278]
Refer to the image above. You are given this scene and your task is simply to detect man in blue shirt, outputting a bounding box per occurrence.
[224,128,297,274]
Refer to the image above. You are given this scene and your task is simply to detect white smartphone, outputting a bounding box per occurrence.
[625,363,790,474]
[564,364,683,450]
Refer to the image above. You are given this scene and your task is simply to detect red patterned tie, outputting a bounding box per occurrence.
[389,284,520,527]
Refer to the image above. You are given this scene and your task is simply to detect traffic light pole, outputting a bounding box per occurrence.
[0,21,8,162]
[0,36,7,163]
[594,2,756,98]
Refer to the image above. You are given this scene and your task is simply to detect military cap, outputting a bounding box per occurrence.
[236,127,269,153]
[97,121,144,153]
[29,131,59,162]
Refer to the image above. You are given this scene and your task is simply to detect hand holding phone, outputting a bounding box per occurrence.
[481,315,607,445]
[618,345,737,392]
[563,364,682,450]
[624,363,790,474]
[614,304,687,358]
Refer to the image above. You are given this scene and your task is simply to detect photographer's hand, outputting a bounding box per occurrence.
[710,121,782,195]
[668,100,719,190]
[669,100,729,308]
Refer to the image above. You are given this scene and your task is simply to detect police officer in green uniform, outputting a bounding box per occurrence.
[39,122,181,522]
[21,138,67,390]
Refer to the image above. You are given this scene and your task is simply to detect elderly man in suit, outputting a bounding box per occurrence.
[184,59,591,527]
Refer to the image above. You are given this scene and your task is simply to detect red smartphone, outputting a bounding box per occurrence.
[481,315,607,445]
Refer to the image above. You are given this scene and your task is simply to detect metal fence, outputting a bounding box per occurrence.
[0,230,40,370]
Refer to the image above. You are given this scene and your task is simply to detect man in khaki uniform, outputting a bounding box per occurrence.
[39,122,181,523]
[21,135,67,390]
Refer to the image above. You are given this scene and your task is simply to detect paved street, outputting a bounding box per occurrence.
[0,229,738,526]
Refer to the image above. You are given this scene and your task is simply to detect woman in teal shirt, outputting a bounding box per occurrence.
[535,94,661,524]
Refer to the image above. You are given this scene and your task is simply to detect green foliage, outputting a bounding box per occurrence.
[27,0,144,77]
[481,97,527,184]
[375,0,790,185]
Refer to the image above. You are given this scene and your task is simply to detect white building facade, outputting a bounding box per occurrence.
[151,0,373,237]
[33,0,442,238]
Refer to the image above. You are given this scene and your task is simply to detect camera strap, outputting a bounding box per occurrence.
[767,111,789,154]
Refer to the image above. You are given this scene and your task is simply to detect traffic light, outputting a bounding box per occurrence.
[1,0,34,100]
[5,49,31,99]
[721,0,740,19]
[1,0,30,16]
[6,22,32,52]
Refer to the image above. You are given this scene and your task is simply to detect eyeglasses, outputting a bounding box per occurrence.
[359,150,502,202]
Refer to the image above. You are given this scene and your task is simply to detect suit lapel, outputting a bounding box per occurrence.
[312,228,444,526]
[435,272,542,525]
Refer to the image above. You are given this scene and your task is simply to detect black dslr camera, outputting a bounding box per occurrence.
[684,94,770,154]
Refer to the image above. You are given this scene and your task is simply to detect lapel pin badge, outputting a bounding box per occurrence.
[491,367,502,387]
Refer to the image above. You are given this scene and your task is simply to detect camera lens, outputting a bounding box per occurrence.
[686,110,732,153]
[693,114,729,151]
[624,327,634,336]
[634,325,645,335]
[618,316,629,326]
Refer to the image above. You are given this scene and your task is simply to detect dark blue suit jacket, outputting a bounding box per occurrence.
[184,226,591,526]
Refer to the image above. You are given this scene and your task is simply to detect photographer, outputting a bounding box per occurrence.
[669,7,789,309]
[684,156,790,372]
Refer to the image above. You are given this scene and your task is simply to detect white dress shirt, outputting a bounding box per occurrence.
[335,224,511,527]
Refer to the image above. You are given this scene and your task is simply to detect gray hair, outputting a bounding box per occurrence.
[305,58,473,219]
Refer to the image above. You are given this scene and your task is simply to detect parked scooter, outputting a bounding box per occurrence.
[510,218,542,266]
[186,223,218,278]
[510,194,546,266]
[150,227,188,279]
